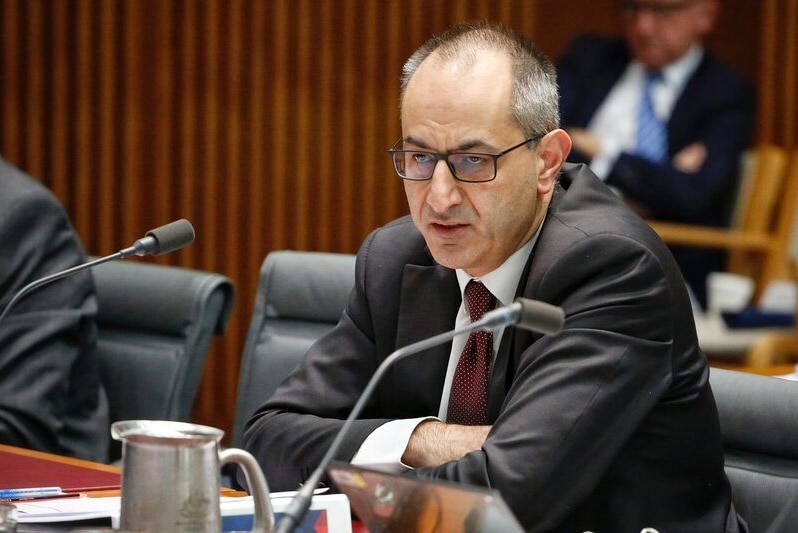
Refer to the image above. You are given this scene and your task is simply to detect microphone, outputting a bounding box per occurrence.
[0,219,195,326]
[274,297,565,533]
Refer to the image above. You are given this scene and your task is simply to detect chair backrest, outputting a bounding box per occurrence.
[729,145,790,234]
[756,149,798,288]
[231,250,355,448]
[709,368,798,532]
[648,144,792,302]
[92,259,234,459]
[727,146,791,285]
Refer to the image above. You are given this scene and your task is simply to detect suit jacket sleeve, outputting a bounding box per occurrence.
[0,182,104,459]
[408,231,682,531]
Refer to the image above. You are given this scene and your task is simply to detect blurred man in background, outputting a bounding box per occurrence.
[558,0,755,307]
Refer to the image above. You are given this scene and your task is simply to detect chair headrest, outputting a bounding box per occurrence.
[260,251,355,323]
[92,259,234,335]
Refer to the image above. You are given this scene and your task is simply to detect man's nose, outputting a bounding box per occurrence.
[425,160,463,212]
[630,10,658,33]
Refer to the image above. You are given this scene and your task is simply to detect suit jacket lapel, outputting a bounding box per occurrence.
[486,240,540,422]
[390,245,540,422]
[392,263,460,412]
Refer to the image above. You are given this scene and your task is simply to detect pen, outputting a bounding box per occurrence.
[0,487,64,500]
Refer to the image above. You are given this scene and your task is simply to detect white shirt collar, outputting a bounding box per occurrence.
[631,44,704,92]
[455,221,542,307]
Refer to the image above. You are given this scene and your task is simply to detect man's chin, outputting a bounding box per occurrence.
[427,245,469,271]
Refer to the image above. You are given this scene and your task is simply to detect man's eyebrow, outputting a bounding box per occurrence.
[402,136,494,152]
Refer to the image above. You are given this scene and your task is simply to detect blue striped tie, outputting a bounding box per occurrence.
[635,70,667,163]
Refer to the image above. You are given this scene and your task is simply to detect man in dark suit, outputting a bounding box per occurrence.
[558,0,755,307]
[244,21,745,532]
[0,156,109,461]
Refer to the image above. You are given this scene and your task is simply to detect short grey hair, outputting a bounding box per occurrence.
[400,21,560,138]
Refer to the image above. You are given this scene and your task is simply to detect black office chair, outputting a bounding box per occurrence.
[91,258,234,461]
[709,368,798,533]
[231,250,355,448]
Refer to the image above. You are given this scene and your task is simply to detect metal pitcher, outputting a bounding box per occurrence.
[112,420,273,533]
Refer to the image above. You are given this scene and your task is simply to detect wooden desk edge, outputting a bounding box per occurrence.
[0,444,120,474]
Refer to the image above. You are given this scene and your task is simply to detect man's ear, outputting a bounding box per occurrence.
[537,129,572,195]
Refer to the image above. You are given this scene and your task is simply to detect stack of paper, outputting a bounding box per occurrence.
[14,492,352,533]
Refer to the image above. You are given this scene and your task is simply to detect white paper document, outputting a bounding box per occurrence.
[15,491,351,533]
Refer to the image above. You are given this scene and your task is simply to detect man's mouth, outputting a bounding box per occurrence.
[429,222,469,239]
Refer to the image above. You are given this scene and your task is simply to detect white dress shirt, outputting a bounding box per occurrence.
[352,227,542,468]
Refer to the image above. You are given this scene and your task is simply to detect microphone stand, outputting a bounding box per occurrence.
[274,302,527,533]
[0,219,194,326]
[0,254,121,326]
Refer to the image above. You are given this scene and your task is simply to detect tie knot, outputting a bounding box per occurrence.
[644,69,662,86]
[464,280,496,322]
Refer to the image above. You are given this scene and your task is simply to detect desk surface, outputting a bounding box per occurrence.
[0,444,120,493]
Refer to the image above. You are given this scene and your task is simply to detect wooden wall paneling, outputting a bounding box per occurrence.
[74,1,94,244]
[268,0,290,252]
[333,0,359,252]
[51,0,71,214]
[121,1,144,251]
[0,1,21,162]
[201,0,221,276]
[198,0,224,424]
[97,1,118,255]
[315,0,335,251]
[221,0,246,416]
[384,0,404,221]
[153,0,176,237]
[178,0,200,268]
[293,0,312,251]
[782,0,797,148]
[24,0,44,183]
[759,0,779,144]
[247,0,268,272]
[11,0,788,439]
[360,0,380,236]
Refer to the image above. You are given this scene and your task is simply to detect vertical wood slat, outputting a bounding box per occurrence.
[24,0,44,181]
[783,0,798,148]
[50,0,70,206]
[178,1,199,268]
[97,1,117,255]
[1,1,22,164]
[759,0,779,145]
[2,0,793,439]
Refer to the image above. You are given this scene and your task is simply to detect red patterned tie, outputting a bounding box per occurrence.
[447,280,496,425]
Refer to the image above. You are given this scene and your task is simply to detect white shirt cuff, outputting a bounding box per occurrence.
[351,417,437,469]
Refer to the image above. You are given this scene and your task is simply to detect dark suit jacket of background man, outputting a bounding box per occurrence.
[0,156,109,461]
[558,35,756,305]
[244,164,744,533]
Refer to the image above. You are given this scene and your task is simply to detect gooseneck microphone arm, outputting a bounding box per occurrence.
[0,219,195,326]
[274,297,565,533]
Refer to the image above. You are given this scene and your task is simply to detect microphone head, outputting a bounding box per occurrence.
[513,297,564,335]
[144,219,195,255]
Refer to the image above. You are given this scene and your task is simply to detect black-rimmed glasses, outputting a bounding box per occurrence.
[388,134,544,183]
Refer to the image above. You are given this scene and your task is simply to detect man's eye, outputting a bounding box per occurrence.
[465,155,487,165]
[411,152,434,164]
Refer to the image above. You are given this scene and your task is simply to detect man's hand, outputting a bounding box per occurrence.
[673,142,707,173]
[401,420,490,468]
[566,128,602,160]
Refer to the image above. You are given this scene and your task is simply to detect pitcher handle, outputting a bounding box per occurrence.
[220,448,274,533]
